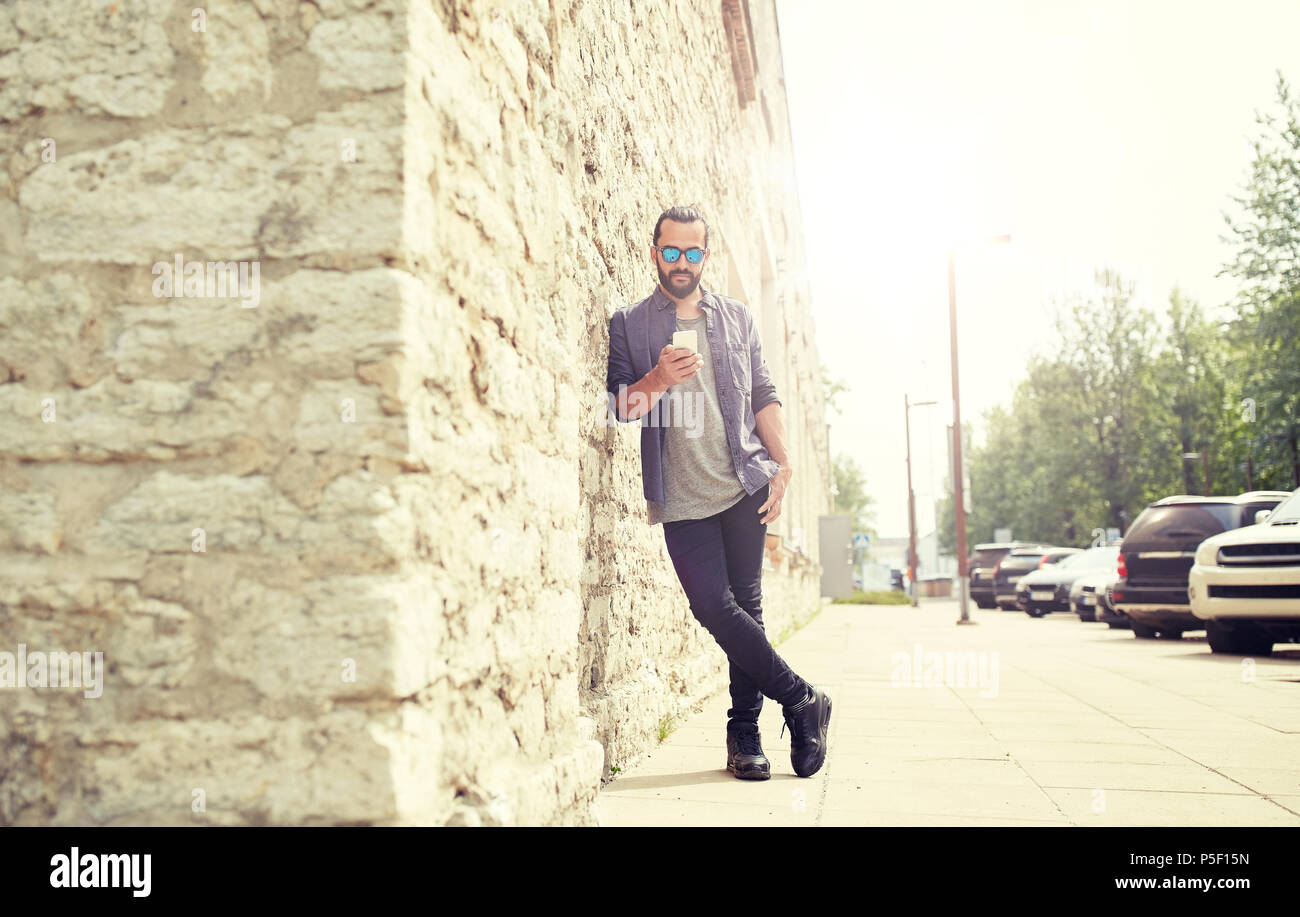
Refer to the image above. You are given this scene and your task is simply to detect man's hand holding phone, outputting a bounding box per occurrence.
[654,341,704,387]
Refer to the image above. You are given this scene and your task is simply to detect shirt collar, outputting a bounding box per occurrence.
[655,283,715,311]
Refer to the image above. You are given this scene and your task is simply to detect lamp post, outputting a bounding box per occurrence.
[950,234,1011,626]
[905,395,936,607]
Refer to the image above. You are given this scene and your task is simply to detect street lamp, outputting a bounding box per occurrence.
[950,234,1011,627]
[905,395,937,607]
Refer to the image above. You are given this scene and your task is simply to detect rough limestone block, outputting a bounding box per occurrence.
[198,0,273,105]
[0,0,175,121]
[306,9,404,92]
[19,107,403,263]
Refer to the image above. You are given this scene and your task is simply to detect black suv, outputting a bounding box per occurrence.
[968,542,1028,608]
[993,546,1075,610]
[1113,491,1292,639]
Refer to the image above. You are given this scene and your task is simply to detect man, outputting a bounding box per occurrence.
[604,205,832,780]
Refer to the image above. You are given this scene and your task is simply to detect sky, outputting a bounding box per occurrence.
[773,0,1300,540]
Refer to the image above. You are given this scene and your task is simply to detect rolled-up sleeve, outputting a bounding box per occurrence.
[748,309,781,413]
[606,309,639,423]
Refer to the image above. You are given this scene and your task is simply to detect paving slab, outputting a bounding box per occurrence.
[1042,787,1300,826]
[597,597,1300,826]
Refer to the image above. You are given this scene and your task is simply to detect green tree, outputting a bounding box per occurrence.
[822,363,848,415]
[967,404,1028,545]
[1150,289,1238,497]
[965,268,1172,547]
[936,422,973,556]
[1218,69,1300,488]
[1050,267,1162,534]
[832,453,877,539]
[961,75,1300,540]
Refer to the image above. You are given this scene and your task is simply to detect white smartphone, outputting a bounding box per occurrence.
[672,330,698,353]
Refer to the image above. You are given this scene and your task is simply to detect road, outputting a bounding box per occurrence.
[595,597,1300,826]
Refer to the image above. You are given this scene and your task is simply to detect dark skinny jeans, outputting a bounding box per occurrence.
[662,480,812,734]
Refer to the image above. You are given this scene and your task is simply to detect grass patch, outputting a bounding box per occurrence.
[831,589,912,606]
[774,600,828,645]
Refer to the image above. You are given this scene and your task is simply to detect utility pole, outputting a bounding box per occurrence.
[949,235,1010,626]
[949,249,972,626]
[1183,451,1211,495]
[905,395,935,608]
[906,394,918,607]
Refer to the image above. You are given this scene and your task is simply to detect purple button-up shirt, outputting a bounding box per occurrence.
[605,283,783,511]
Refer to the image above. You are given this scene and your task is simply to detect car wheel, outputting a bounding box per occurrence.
[1206,620,1274,656]
[1132,624,1159,639]
[1078,610,1096,622]
[1025,608,1045,618]
[1105,621,1126,629]
[1158,630,1183,640]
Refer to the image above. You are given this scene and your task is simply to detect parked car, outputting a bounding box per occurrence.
[1069,569,1106,620]
[968,541,1028,609]
[1016,545,1111,616]
[890,568,905,592]
[1113,491,1293,639]
[1097,575,1130,628]
[993,546,1075,610]
[1189,487,1300,655]
[1070,567,1121,622]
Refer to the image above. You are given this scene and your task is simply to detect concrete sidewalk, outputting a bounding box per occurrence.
[594,596,1300,826]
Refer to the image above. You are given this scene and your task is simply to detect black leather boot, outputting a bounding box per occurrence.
[780,686,832,777]
[726,728,771,780]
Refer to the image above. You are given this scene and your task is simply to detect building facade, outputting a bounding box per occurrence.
[0,0,829,825]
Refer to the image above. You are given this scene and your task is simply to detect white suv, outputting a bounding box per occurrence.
[1189,487,1300,655]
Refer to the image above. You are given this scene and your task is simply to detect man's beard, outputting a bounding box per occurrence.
[658,263,701,297]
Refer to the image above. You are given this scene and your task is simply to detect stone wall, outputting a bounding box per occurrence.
[0,0,828,825]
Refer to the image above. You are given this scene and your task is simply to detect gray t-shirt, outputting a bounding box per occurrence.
[647,313,748,525]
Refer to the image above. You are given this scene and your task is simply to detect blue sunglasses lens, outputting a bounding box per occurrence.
[661,247,704,264]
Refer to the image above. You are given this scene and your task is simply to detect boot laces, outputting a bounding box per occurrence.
[733,730,764,757]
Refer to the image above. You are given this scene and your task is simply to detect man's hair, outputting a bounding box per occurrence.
[653,206,710,249]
